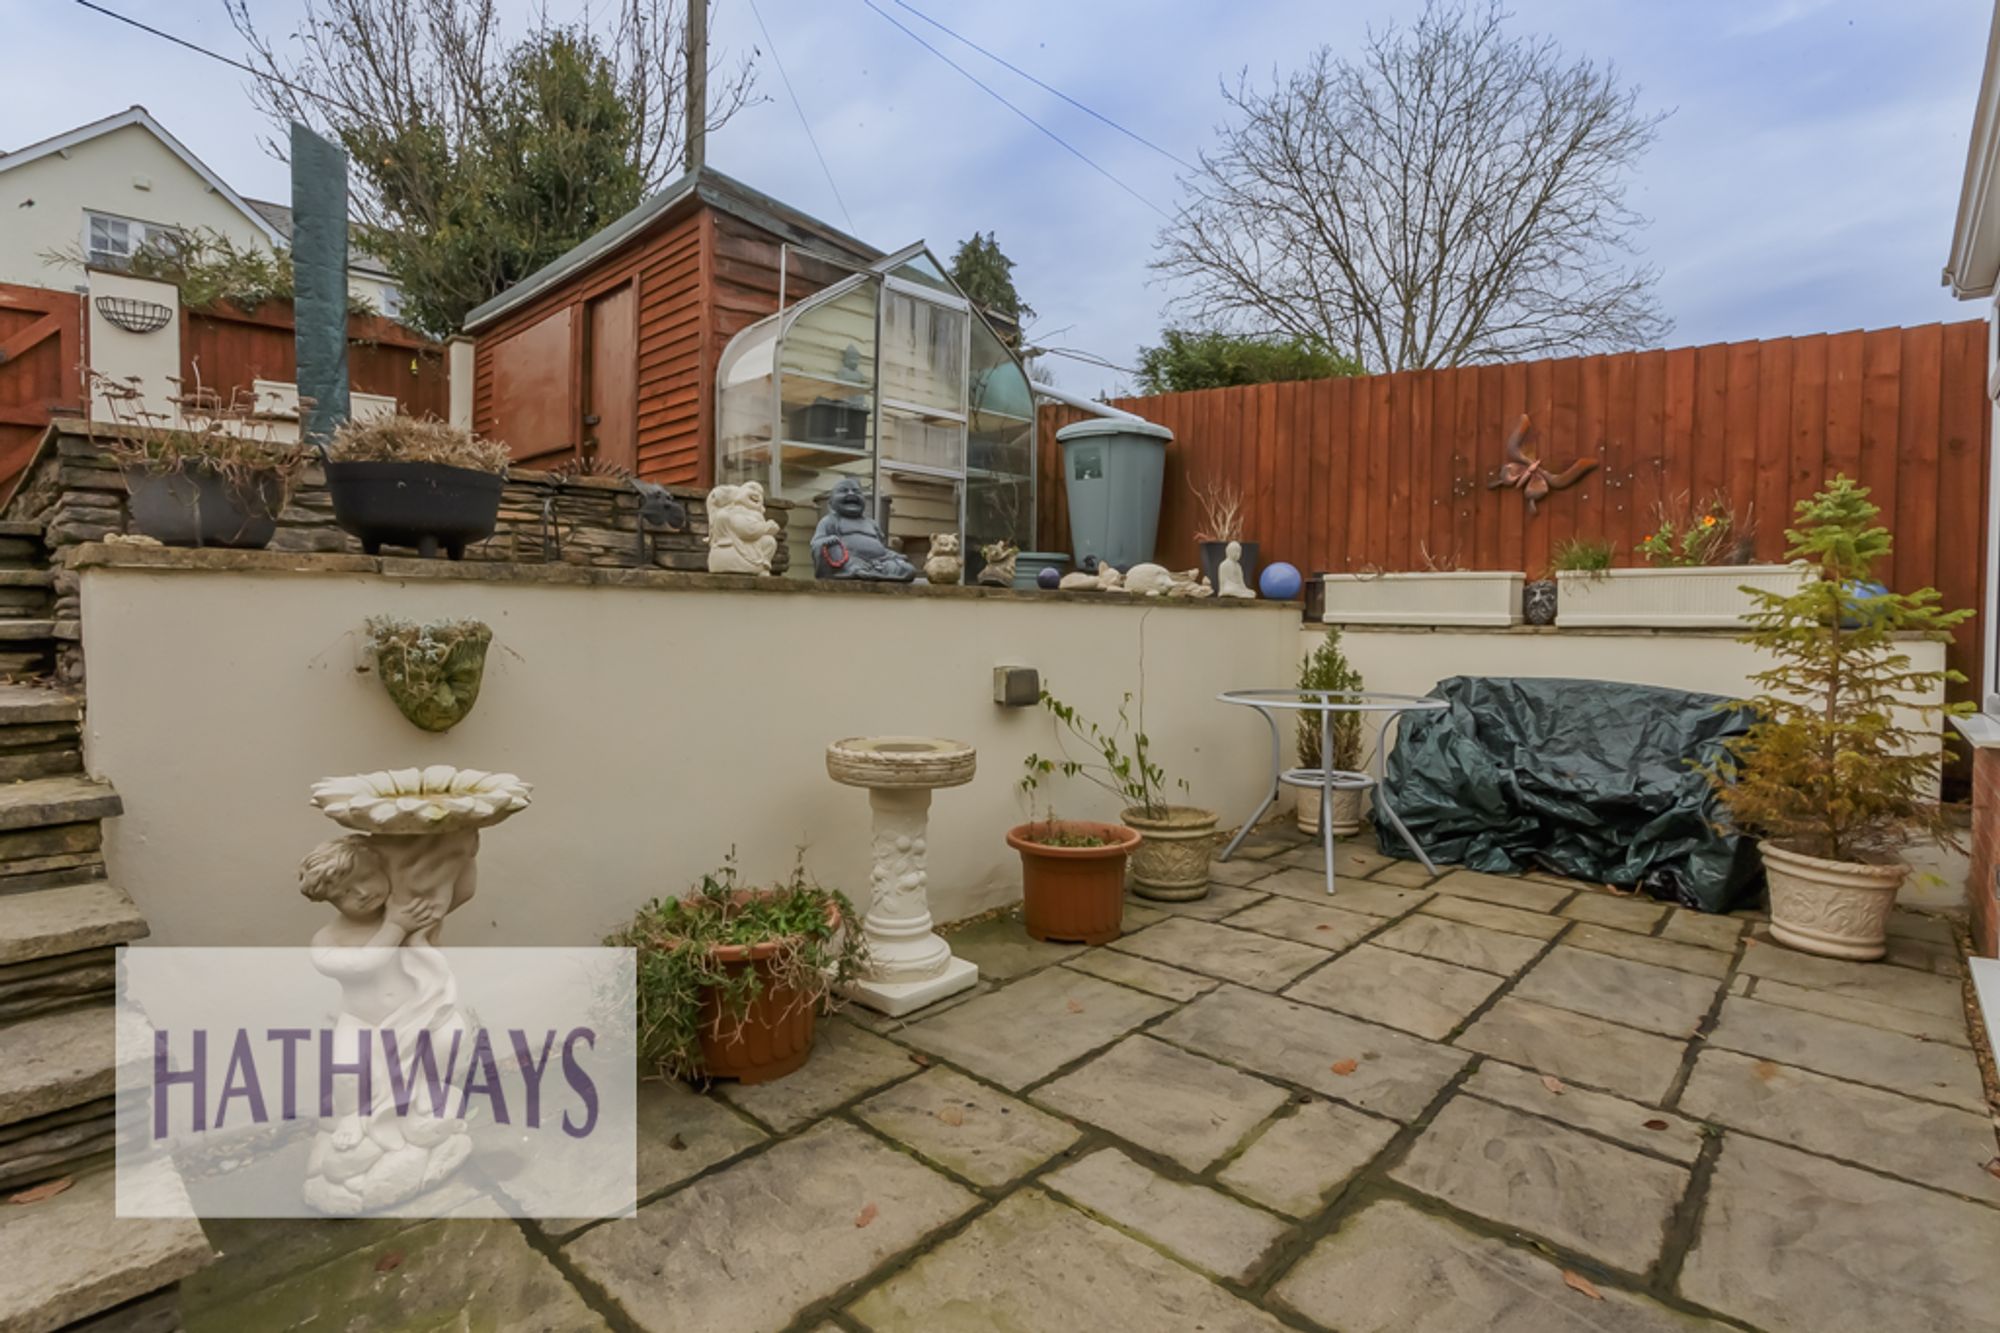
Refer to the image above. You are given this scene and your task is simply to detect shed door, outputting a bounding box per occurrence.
[583,284,637,473]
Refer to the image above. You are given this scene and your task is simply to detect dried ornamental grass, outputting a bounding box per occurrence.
[328,415,511,473]
[92,371,308,495]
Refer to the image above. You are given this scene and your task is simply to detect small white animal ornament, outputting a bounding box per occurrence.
[923,532,962,585]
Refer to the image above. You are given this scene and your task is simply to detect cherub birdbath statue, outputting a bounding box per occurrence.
[825,737,978,1015]
[297,765,531,1215]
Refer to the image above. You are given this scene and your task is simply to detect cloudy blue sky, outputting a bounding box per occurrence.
[7,0,1994,393]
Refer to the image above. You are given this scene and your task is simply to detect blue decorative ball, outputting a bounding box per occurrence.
[1037,566,1061,589]
[1259,561,1303,601]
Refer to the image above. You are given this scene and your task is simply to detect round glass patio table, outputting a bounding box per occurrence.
[1216,689,1447,898]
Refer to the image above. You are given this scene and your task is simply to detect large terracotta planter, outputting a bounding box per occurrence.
[692,897,841,1083]
[1760,840,1906,961]
[1008,821,1142,945]
[1122,805,1219,901]
[1296,786,1363,838]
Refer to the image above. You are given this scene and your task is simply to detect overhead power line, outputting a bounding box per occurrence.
[745,0,858,234]
[70,0,363,119]
[859,0,1169,220]
[885,0,1197,173]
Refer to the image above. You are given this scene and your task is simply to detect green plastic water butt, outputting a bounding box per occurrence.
[1055,417,1172,570]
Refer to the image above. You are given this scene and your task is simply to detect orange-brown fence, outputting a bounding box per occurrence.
[1038,319,1992,716]
[0,286,84,485]
[182,301,448,421]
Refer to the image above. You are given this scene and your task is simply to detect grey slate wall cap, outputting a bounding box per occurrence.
[1054,418,1173,443]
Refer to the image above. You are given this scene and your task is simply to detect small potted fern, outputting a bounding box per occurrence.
[1296,629,1366,835]
[606,860,865,1084]
[1029,687,1215,901]
[1705,477,1967,959]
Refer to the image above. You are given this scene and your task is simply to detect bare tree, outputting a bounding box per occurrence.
[1155,1,1669,373]
[226,0,756,332]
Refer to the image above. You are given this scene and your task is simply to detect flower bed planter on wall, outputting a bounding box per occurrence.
[1556,565,1811,629]
[1319,572,1524,628]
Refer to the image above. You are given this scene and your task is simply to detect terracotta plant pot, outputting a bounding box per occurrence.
[1295,786,1364,837]
[692,897,841,1084]
[1121,805,1219,901]
[1759,840,1907,961]
[1007,820,1142,945]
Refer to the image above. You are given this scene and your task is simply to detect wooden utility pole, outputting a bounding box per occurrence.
[684,0,707,174]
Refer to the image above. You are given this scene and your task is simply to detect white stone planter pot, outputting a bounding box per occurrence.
[1295,786,1364,837]
[1759,840,1907,961]
[1320,571,1524,627]
[1556,565,1810,629]
[1122,805,1219,901]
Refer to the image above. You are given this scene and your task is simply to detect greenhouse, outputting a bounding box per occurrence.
[715,243,1037,574]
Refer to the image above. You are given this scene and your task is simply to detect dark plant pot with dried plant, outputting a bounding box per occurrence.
[1191,470,1253,593]
[606,863,864,1085]
[1006,820,1141,945]
[323,417,511,560]
[122,462,290,549]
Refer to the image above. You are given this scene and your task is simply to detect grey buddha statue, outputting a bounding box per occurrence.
[811,477,917,581]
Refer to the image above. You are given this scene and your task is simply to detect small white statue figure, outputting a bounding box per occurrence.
[1216,541,1256,599]
[977,540,1019,588]
[923,533,962,585]
[1123,563,1175,596]
[706,482,781,576]
[1166,570,1214,599]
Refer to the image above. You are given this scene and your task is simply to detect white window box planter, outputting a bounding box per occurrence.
[1555,564,1811,628]
[1320,571,1524,627]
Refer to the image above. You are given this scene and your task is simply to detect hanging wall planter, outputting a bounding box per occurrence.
[367,617,493,733]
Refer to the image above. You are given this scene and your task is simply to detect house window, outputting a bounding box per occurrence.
[379,284,405,321]
[84,212,183,270]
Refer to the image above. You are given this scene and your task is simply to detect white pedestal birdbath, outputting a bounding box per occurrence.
[826,737,979,1016]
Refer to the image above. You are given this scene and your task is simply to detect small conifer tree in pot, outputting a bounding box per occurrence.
[1705,477,1968,959]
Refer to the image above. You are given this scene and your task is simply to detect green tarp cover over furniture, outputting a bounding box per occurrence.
[1378,676,1762,912]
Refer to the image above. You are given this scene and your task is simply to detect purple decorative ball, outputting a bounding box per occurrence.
[1037,566,1061,589]
[1259,561,1303,601]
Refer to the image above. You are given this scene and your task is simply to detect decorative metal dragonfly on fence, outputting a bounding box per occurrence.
[1485,413,1599,516]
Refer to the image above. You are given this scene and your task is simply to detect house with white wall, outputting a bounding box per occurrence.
[0,105,402,315]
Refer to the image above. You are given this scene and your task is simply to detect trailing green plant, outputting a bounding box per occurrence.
[328,415,511,472]
[90,370,308,494]
[1550,536,1615,575]
[1638,492,1755,567]
[1704,476,1969,863]
[1022,688,1189,819]
[1297,628,1364,770]
[605,858,865,1083]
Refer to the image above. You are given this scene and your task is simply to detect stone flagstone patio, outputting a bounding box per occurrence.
[177,828,2000,1333]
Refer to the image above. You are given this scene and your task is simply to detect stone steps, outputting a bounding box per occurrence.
[0,881,146,967]
[0,1004,121,1126]
[0,775,122,834]
[0,1163,211,1333]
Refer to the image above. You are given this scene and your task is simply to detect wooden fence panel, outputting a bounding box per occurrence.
[1036,319,1993,731]
[184,302,448,422]
[0,285,82,487]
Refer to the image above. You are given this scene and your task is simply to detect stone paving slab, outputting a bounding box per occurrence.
[1121,900,1168,931]
[1131,882,1271,922]
[1456,997,1689,1104]
[1390,1094,1691,1273]
[1033,1034,1290,1170]
[1370,912,1546,976]
[1735,939,1965,1018]
[1658,910,1746,952]
[1511,945,1723,1037]
[1272,1198,1728,1333]
[566,1120,977,1333]
[898,967,1173,1091]
[943,914,1083,980]
[1219,895,1381,950]
[1429,869,1572,913]
[1061,950,1220,1002]
[1369,856,1443,888]
[1042,1147,1289,1281]
[1216,1098,1399,1218]
[1109,916,1330,991]
[1561,892,1669,932]
[1678,1048,2000,1202]
[1678,1137,2000,1333]
[1464,1060,1706,1164]
[634,1079,767,1199]
[847,1189,1290,1332]
[1886,909,1957,944]
[853,1066,1081,1188]
[1282,942,1505,1040]
[717,1020,919,1131]
[1706,996,1986,1112]
[1255,866,1433,917]
[1884,933,1964,976]
[188,1219,606,1332]
[1208,858,1280,887]
[1561,922,1733,979]
[1420,894,1568,939]
[1746,975,1972,1046]
[1155,985,1471,1121]
[1276,841,1395,878]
